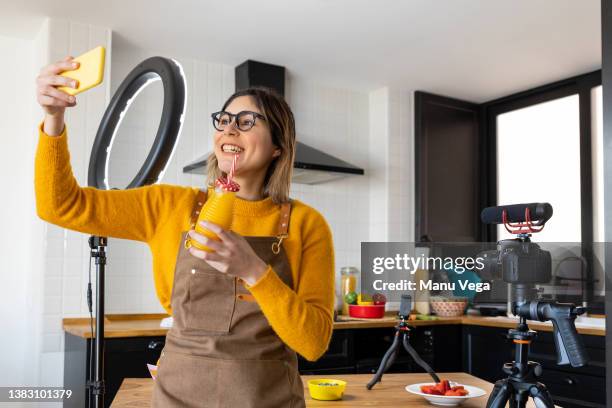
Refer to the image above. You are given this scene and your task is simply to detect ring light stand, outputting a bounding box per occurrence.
[85,56,186,408]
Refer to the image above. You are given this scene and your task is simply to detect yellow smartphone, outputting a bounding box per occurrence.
[58,46,106,96]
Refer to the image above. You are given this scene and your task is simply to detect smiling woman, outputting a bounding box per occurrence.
[34,55,334,407]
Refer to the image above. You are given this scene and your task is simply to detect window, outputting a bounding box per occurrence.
[485,71,601,244]
[496,95,581,242]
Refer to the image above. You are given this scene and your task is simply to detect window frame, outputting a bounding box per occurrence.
[481,70,602,311]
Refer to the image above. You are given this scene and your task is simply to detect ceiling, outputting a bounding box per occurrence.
[0,0,601,102]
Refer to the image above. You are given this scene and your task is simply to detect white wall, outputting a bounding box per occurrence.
[368,88,414,243]
[0,32,38,392]
[388,90,414,242]
[368,88,390,242]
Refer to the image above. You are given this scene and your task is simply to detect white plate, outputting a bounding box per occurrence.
[405,383,487,407]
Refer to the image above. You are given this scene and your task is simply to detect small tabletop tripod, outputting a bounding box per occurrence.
[367,295,439,389]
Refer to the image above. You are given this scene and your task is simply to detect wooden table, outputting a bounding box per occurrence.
[111,372,493,407]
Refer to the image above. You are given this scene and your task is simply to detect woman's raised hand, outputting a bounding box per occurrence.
[36,56,80,115]
[36,56,80,135]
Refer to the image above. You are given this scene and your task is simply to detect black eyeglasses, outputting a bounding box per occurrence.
[211,110,266,132]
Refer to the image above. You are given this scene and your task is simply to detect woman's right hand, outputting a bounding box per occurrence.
[36,56,80,118]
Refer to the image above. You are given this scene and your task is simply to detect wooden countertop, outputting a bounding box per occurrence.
[63,313,605,338]
[111,372,494,407]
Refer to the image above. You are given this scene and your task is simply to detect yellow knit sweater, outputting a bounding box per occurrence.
[34,122,335,361]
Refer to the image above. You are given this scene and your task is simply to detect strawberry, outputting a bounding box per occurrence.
[420,385,434,394]
[445,390,461,396]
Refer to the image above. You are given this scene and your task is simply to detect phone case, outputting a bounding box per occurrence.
[58,46,106,96]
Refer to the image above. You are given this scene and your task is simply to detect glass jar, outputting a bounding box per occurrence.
[340,267,359,315]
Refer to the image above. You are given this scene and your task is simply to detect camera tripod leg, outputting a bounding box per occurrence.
[366,331,401,389]
[401,334,440,383]
[486,379,512,408]
[383,343,399,373]
[529,383,555,408]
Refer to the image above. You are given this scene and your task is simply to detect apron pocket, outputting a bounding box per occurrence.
[218,359,296,408]
[187,268,236,333]
[152,350,220,408]
[153,352,300,408]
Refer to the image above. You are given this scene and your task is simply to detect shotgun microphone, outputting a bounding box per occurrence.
[481,203,553,225]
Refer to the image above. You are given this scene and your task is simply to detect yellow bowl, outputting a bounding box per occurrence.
[307,378,347,400]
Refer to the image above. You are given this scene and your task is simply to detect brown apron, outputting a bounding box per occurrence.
[152,190,305,408]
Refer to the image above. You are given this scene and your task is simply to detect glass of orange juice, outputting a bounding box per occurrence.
[186,177,240,252]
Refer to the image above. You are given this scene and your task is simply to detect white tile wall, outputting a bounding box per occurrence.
[287,77,370,291]
[104,44,237,314]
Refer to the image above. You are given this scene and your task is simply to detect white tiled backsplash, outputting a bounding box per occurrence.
[37,19,413,355]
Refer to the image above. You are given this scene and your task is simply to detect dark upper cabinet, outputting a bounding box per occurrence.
[415,91,483,243]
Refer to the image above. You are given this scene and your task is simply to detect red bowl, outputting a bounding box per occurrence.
[349,304,385,318]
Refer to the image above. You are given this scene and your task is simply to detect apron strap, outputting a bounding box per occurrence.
[272,201,292,254]
[276,201,292,236]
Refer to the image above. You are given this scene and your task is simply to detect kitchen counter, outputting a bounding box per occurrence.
[63,313,605,338]
[110,372,494,407]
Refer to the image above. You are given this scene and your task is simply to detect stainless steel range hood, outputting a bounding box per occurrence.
[182,60,365,185]
[183,141,365,184]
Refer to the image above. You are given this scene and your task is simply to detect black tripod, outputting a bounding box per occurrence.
[367,295,439,389]
[486,317,555,408]
[478,204,589,408]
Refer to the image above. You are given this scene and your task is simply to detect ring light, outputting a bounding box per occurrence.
[88,56,187,189]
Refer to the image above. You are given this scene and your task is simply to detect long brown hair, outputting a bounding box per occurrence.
[206,87,295,204]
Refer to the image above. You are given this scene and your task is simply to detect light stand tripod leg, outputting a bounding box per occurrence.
[87,236,107,408]
[366,331,401,389]
[401,334,440,383]
[94,243,105,408]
